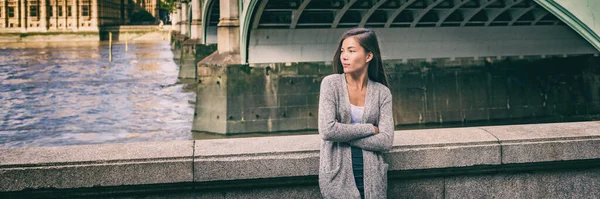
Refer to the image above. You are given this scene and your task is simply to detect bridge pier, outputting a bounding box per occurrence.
[216,0,240,59]
[180,1,189,38]
[171,5,179,33]
[190,0,203,41]
[178,42,217,79]
[193,55,600,134]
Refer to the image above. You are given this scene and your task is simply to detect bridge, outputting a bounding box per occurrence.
[170,0,600,64]
[168,0,600,136]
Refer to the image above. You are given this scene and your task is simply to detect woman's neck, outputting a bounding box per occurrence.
[345,72,368,91]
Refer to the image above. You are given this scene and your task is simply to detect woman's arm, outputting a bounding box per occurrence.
[318,76,376,142]
[347,88,394,151]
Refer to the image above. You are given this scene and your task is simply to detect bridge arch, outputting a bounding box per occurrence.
[202,0,220,44]
[239,0,599,64]
[535,0,600,53]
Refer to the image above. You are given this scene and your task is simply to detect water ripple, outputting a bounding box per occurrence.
[0,41,195,149]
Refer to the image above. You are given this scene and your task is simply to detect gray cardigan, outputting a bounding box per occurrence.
[318,74,394,199]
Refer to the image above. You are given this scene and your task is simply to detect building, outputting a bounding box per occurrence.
[0,0,159,33]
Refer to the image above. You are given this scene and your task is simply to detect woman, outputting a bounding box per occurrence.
[318,28,394,199]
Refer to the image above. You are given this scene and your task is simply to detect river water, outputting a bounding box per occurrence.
[0,41,196,148]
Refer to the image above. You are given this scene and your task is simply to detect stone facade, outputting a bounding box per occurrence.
[193,55,600,134]
[0,0,159,33]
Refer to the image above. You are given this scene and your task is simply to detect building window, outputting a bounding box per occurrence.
[81,5,90,16]
[49,6,53,17]
[8,7,15,18]
[67,6,72,17]
[58,6,63,17]
[30,6,38,17]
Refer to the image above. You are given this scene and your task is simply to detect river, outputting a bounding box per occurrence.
[0,41,196,148]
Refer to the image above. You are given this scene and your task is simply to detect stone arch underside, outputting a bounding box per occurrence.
[202,0,220,44]
[240,0,599,63]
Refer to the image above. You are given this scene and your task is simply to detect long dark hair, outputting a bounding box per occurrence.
[333,28,389,88]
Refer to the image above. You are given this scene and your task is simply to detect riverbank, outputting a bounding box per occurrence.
[0,32,100,43]
[0,26,170,42]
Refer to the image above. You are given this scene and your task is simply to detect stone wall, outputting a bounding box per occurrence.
[194,54,600,134]
[0,32,99,42]
[194,62,327,134]
[387,55,600,127]
[1,122,600,198]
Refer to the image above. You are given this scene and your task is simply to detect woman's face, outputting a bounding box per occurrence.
[340,36,372,74]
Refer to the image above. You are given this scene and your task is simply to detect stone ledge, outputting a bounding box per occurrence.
[0,141,194,191]
[1,121,600,193]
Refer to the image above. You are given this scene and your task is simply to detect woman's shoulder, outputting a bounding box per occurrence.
[370,80,392,97]
[321,74,343,86]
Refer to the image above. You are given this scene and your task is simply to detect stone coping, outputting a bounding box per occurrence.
[1,121,600,192]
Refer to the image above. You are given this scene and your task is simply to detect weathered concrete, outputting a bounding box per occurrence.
[0,141,194,191]
[193,55,600,134]
[190,0,203,41]
[1,122,600,198]
[193,62,326,134]
[481,122,600,164]
[444,169,600,199]
[178,41,217,79]
[216,0,240,56]
[180,1,189,37]
[389,127,500,170]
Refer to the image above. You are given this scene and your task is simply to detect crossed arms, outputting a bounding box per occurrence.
[318,78,394,152]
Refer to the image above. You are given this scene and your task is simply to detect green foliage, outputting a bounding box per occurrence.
[160,0,176,12]
[130,10,156,23]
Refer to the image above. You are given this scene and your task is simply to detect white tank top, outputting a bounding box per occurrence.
[350,104,364,124]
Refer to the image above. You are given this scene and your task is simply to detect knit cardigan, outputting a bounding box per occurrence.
[318,73,394,199]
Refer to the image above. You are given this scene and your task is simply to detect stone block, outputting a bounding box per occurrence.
[306,105,318,118]
[192,109,227,134]
[194,135,320,181]
[396,111,421,124]
[444,168,600,199]
[271,118,310,132]
[297,63,321,75]
[439,110,462,123]
[306,94,320,106]
[189,185,321,199]
[278,77,316,95]
[308,117,318,130]
[278,94,308,107]
[282,106,306,119]
[242,106,278,121]
[388,178,444,199]
[226,120,269,134]
[0,141,194,191]
[178,60,197,79]
[388,127,500,170]
[481,122,600,164]
[463,109,488,122]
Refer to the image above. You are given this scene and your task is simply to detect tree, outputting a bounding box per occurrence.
[160,0,177,13]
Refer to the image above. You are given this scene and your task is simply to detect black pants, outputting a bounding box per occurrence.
[351,146,365,199]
